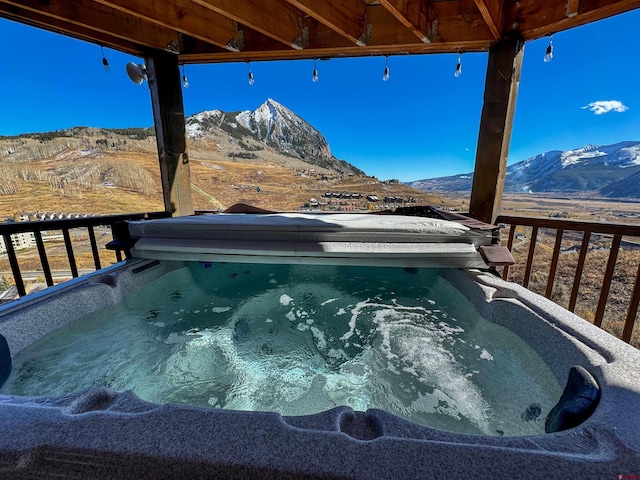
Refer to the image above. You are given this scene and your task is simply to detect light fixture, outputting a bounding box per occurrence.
[181,64,189,88]
[101,46,110,73]
[544,35,553,62]
[454,53,462,77]
[312,58,319,83]
[383,55,390,81]
[126,62,147,84]
[247,61,255,85]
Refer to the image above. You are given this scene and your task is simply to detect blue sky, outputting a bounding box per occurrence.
[1,9,639,182]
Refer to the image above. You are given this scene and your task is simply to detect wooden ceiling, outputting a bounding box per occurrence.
[1,0,639,63]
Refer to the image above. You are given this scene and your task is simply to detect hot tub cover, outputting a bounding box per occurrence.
[126,213,498,268]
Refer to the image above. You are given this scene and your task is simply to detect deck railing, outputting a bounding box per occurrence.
[0,212,168,297]
[496,214,640,345]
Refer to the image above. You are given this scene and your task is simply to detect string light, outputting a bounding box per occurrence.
[544,35,553,62]
[383,55,390,81]
[247,61,255,85]
[454,53,462,77]
[101,46,110,73]
[312,58,319,83]
[181,64,189,88]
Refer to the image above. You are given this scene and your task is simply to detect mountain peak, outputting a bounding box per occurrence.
[184,100,363,175]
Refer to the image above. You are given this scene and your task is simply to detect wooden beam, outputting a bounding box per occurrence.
[0,0,177,53]
[473,0,504,39]
[180,40,491,64]
[146,52,194,217]
[469,36,524,224]
[191,0,307,49]
[0,2,141,55]
[93,0,244,52]
[507,0,640,41]
[286,0,369,46]
[378,0,430,43]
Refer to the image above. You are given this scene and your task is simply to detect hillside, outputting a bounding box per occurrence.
[0,100,441,217]
[408,141,640,199]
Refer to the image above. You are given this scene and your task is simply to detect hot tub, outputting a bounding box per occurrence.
[0,213,639,479]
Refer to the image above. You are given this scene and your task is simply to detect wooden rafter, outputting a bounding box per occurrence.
[93,0,244,52]
[473,0,504,39]
[191,0,307,50]
[0,0,177,53]
[0,2,141,55]
[378,0,430,43]
[286,0,369,46]
[180,40,491,64]
[506,0,640,40]
[0,0,638,63]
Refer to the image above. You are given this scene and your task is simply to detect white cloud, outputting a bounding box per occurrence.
[582,100,629,115]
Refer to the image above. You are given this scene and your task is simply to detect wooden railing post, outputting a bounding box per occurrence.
[594,234,622,327]
[568,231,591,312]
[545,229,564,298]
[497,215,640,345]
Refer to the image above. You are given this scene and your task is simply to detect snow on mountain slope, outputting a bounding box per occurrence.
[407,141,640,198]
[184,99,362,175]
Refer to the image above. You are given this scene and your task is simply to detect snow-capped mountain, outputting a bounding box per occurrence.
[407,141,640,198]
[185,99,362,175]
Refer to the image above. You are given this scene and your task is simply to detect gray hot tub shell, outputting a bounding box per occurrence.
[1,259,640,479]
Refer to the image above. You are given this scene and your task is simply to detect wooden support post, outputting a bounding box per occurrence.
[469,36,524,224]
[146,52,194,217]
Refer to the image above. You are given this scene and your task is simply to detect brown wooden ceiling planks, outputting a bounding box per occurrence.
[0,2,141,55]
[286,0,370,46]
[190,0,308,50]
[0,0,178,53]
[365,5,425,46]
[378,0,431,43]
[507,0,640,40]
[93,0,243,52]
[429,1,494,46]
[473,0,504,39]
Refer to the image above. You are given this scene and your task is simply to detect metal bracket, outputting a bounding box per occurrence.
[226,27,245,52]
[565,0,581,17]
[164,39,180,55]
[357,23,372,47]
[292,26,308,50]
[426,20,438,43]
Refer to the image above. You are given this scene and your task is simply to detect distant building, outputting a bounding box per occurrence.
[0,232,35,253]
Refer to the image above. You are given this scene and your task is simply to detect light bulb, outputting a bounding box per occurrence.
[454,56,462,77]
[101,47,110,73]
[383,66,390,81]
[181,65,189,88]
[247,62,255,85]
[312,69,319,82]
[544,37,553,62]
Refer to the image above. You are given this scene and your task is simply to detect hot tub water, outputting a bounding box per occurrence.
[1,262,561,436]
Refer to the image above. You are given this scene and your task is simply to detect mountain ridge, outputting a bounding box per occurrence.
[407,140,640,199]
[0,99,363,177]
